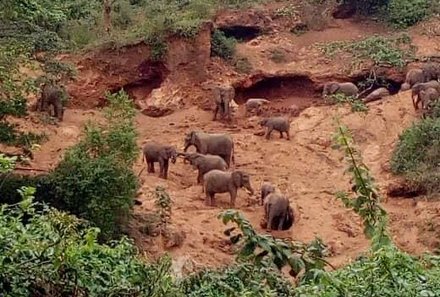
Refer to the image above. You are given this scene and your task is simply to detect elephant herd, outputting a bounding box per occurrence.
[140,63,440,232]
[321,62,440,118]
[142,129,294,232]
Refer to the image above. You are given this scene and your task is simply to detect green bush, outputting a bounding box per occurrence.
[386,0,431,28]
[0,122,47,147]
[211,29,236,59]
[391,117,440,194]
[0,189,179,297]
[50,90,139,240]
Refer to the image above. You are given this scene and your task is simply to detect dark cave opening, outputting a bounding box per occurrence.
[234,75,319,109]
[218,25,261,41]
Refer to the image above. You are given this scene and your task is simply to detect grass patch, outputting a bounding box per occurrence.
[269,48,287,63]
[318,34,415,67]
[327,93,368,113]
[0,122,47,147]
[232,55,253,74]
[211,29,236,60]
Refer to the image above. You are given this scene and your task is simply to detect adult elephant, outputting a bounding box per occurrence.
[212,84,235,121]
[183,131,235,167]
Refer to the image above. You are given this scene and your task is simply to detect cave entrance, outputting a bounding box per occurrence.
[234,75,320,109]
[218,25,261,41]
[104,60,168,108]
[352,73,402,98]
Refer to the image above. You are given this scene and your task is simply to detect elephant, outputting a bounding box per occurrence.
[419,88,440,111]
[36,83,65,121]
[142,142,177,179]
[177,152,228,184]
[260,181,275,206]
[322,82,359,98]
[259,117,290,140]
[422,62,440,82]
[263,192,294,231]
[203,169,254,207]
[363,87,390,103]
[245,98,270,116]
[411,80,440,110]
[213,84,235,121]
[400,68,425,91]
[183,131,235,167]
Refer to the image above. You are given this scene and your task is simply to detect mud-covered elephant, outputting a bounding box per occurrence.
[212,84,235,121]
[362,87,390,103]
[259,117,290,140]
[36,83,65,121]
[411,80,440,110]
[245,98,270,116]
[142,142,177,179]
[263,192,294,231]
[322,82,359,98]
[178,152,227,184]
[203,169,254,207]
[183,131,235,167]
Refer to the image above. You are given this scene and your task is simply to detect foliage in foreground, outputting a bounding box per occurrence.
[391,113,440,195]
[327,93,368,113]
[50,90,139,240]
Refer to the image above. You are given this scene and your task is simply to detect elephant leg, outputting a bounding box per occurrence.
[158,159,166,177]
[230,188,237,207]
[54,101,63,121]
[213,104,219,120]
[197,171,203,184]
[267,208,274,232]
[163,160,169,179]
[278,214,286,231]
[279,131,283,139]
[286,130,290,140]
[265,127,273,140]
[147,162,153,173]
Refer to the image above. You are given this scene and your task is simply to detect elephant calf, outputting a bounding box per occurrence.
[259,117,290,140]
[363,87,390,103]
[322,82,359,98]
[203,170,254,207]
[37,83,65,121]
[178,152,228,184]
[263,192,294,231]
[245,98,270,116]
[260,181,275,206]
[142,142,177,179]
[420,87,439,118]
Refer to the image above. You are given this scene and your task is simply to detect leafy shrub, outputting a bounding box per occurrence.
[211,29,236,59]
[0,122,47,147]
[327,93,368,113]
[319,34,415,67]
[233,56,253,74]
[391,117,440,194]
[50,90,139,240]
[0,188,179,297]
[386,0,431,28]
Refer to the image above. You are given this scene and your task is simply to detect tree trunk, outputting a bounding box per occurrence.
[103,0,112,34]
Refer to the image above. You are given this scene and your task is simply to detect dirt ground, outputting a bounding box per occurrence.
[14,14,440,270]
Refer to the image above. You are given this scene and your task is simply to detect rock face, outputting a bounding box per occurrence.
[65,22,213,109]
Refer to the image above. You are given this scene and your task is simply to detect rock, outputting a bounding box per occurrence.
[141,106,174,117]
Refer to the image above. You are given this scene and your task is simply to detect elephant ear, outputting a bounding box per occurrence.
[329,83,340,94]
[231,171,242,188]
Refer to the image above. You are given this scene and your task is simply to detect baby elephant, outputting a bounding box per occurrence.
[259,117,290,140]
[420,87,439,118]
[362,87,390,103]
[260,181,275,206]
[37,83,65,121]
[203,170,254,207]
[178,152,228,184]
[263,192,294,231]
[245,98,270,116]
[322,82,359,98]
[142,142,177,179]
[400,68,425,92]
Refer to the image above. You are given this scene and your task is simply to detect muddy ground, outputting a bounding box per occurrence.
[13,12,440,270]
